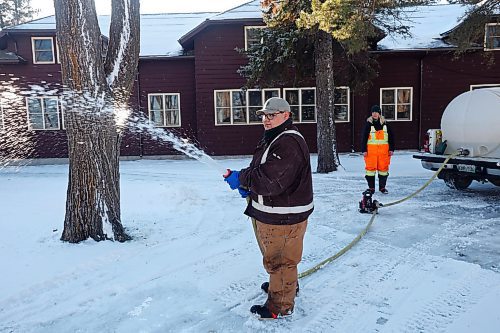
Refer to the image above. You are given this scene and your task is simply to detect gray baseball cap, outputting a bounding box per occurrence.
[256,97,291,115]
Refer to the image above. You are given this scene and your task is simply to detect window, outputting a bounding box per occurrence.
[247,89,280,123]
[214,89,280,125]
[380,87,412,121]
[485,23,500,50]
[148,93,181,127]
[215,90,246,124]
[334,87,350,122]
[31,37,55,64]
[284,88,316,123]
[26,97,60,130]
[471,83,500,90]
[244,26,264,51]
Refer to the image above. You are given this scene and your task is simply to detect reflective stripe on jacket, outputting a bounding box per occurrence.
[367,125,388,145]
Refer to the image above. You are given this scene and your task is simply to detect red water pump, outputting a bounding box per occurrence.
[358,190,381,214]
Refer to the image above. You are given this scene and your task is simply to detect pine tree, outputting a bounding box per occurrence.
[242,0,455,173]
[0,0,38,29]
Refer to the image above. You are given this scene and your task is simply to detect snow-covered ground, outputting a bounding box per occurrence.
[0,152,499,332]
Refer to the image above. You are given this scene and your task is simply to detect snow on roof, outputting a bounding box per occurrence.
[3,2,481,54]
[6,12,214,57]
[208,0,263,21]
[138,13,214,56]
[377,4,469,50]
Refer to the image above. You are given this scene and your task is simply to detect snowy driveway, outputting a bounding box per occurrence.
[0,152,499,332]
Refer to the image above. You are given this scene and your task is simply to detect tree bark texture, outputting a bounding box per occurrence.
[54,0,140,243]
[315,30,339,173]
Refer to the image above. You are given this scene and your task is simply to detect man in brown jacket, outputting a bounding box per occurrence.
[224,97,314,319]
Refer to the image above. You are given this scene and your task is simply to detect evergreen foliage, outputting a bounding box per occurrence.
[446,0,500,51]
[240,0,496,173]
[0,0,38,29]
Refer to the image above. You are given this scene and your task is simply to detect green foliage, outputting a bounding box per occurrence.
[0,0,38,29]
[241,0,440,89]
[238,25,314,88]
[297,0,440,53]
[241,0,497,89]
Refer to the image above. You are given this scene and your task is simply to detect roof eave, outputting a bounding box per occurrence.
[0,55,27,64]
[371,45,485,53]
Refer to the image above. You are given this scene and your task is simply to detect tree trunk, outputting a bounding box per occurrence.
[54,0,140,243]
[315,30,339,173]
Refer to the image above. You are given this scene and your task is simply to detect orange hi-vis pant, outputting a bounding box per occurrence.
[365,126,391,177]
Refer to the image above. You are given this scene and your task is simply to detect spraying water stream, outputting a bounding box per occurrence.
[0,79,228,176]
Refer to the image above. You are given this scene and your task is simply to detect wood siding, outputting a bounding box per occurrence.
[1,24,499,159]
[135,57,197,156]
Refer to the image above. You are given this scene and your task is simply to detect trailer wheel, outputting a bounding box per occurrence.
[488,178,500,187]
[443,173,473,190]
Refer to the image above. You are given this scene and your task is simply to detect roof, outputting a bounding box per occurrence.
[0,49,25,64]
[208,0,263,21]
[178,0,263,48]
[0,1,485,55]
[179,0,473,51]
[377,4,472,50]
[3,12,215,57]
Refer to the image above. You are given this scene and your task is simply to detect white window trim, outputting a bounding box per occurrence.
[31,37,55,64]
[244,26,265,51]
[334,86,350,123]
[148,93,181,128]
[247,88,281,124]
[283,87,317,123]
[26,96,61,130]
[484,23,500,51]
[470,83,500,90]
[214,88,281,126]
[380,87,413,122]
[213,89,248,126]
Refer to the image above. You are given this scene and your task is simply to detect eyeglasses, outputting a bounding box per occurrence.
[262,112,284,120]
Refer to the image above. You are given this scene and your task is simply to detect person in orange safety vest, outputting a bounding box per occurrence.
[361,105,395,194]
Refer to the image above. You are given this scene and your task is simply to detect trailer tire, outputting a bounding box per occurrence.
[443,173,473,190]
[488,178,500,187]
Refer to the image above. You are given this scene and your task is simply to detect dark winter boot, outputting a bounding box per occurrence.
[379,175,388,194]
[250,304,278,320]
[365,175,375,194]
[261,281,300,295]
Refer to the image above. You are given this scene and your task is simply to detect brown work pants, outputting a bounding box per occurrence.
[256,219,307,315]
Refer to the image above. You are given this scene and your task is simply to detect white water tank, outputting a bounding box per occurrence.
[441,88,500,158]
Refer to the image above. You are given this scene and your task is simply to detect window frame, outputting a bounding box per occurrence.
[214,89,281,126]
[31,37,56,64]
[147,93,181,128]
[333,86,350,123]
[470,83,500,90]
[244,26,265,51]
[379,87,413,122]
[484,23,500,51]
[26,96,61,130]
[246,88,281,124]
[283,87,317,123]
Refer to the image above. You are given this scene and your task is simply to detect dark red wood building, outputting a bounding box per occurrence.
[0,0,499,159]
